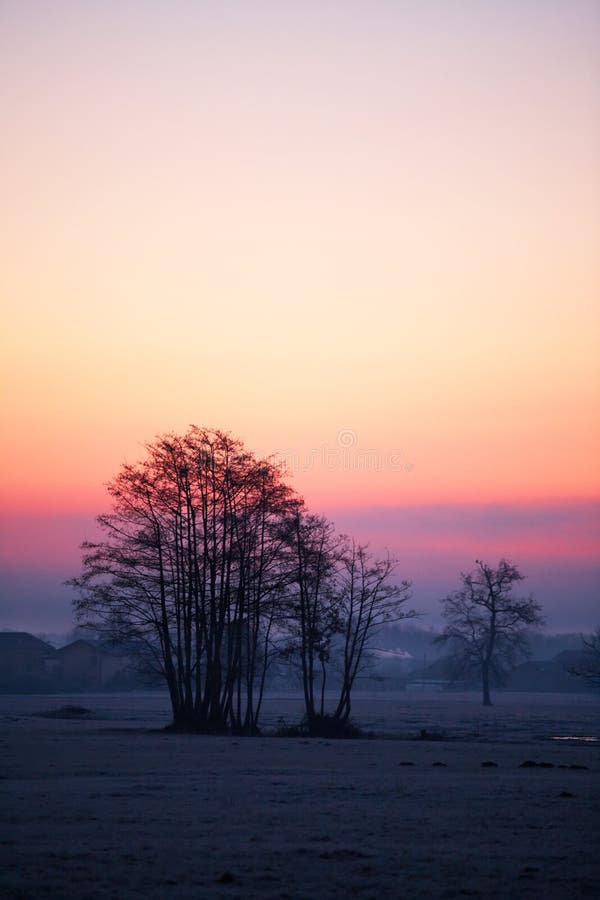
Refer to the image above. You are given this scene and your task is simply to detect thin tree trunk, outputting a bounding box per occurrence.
[320,659,327,716]
[482,662,492,706]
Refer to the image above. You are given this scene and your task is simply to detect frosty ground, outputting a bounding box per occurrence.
[1,692,599,898]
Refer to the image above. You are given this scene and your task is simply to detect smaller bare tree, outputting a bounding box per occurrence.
[568,626,600,689]
[437,559,544,706]
[283,514,415,734]
[284,510,343,724]
[334,540,413,722]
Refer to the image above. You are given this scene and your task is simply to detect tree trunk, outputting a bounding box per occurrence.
[482,662,492,706]
[319,659,327,716]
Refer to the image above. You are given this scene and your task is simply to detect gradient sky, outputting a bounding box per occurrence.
[1,1,599,634]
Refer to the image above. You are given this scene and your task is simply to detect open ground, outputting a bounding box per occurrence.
[1,692,599,898]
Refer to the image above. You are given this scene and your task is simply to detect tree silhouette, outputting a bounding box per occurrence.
[284,514,414,733]
[284,510,343,723]
[69,426,414,735]
[333,540,412,723]
[437,559,544,705]
[70,428,296,733]
[568,626,600,689]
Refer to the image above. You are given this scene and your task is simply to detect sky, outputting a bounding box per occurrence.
[1,1,599,634]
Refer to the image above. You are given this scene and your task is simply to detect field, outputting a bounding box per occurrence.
[1,691,599,898]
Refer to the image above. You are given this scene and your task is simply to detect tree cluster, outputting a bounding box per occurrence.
[70,427,413,733]
[71,427,550,724]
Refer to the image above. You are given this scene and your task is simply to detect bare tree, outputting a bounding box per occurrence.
[284,509,343,724]
[568,626,600,689]
[285,516,414,734]
[333,540,413,722]
[69,427,296,733]
[437,559,544,705]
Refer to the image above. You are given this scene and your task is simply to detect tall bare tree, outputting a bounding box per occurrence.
[69,427,296,733]
[437,559,544,705]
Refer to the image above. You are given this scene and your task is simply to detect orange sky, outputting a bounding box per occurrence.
[1,2,599,613]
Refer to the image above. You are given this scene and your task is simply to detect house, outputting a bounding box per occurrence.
[0,632,142,692]
[405,656,471,691]
[0,632,60,692]
[56,639,129,690]
[506,653,595,692]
